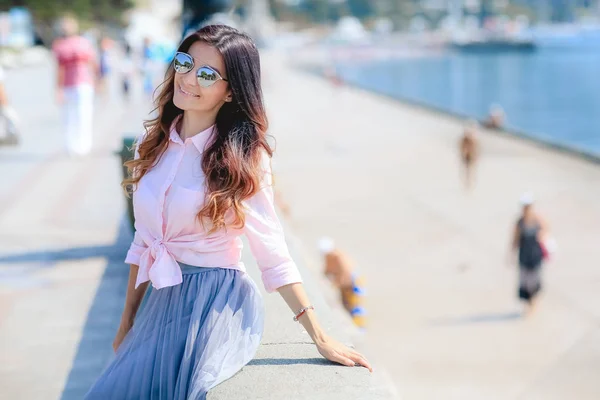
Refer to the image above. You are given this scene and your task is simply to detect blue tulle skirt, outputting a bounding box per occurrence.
[85,264,265,399]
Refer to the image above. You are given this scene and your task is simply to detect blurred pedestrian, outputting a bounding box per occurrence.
[319,237,367,330]
[52,15,97,156]
[120,42,135,101]
[97,36,113,96]
[484,104,505,129]
[0,65,20,145]
[510,193,549,315]
[324,65,343,88]
[141,36,156,96]
[459,119,479,190]
[84,25,371,399]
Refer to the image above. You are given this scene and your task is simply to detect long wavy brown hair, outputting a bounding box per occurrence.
[122,25,272,234]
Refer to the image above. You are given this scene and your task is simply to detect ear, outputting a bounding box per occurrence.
[224,89,233,102]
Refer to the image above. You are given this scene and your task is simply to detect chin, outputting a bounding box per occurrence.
[173,94,200,111]
[173,95,190,110]
[174,95,222,114]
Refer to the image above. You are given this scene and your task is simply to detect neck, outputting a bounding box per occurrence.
[179,111,216,141]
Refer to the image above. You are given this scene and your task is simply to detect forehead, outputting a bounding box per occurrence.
[187,41,225,73]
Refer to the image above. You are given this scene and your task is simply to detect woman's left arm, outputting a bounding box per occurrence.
[243,156,372,372]
[277,283,373,371]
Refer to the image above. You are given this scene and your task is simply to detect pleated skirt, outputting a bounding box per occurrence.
[85,264,265,400]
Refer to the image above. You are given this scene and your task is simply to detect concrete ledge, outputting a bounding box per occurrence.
[210,344,393,400]
[209,231,396,399]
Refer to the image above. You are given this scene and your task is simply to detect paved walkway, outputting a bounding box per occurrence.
[260,50,600,400]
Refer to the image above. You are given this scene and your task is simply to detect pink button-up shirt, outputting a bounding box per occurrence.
[125,122,302,293]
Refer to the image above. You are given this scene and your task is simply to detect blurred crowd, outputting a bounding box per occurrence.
[0,13,175,154]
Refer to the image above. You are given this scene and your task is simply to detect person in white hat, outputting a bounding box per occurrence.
[319,237,367,330]
[510,192,550,314]
[484,103,505,129]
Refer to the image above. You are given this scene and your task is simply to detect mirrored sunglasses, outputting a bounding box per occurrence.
[173,51,228,88]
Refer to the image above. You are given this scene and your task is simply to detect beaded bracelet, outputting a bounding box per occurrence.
[293,305,314,322]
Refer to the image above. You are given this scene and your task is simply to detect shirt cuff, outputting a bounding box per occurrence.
[261,261,303,293]
[124,243,146,266]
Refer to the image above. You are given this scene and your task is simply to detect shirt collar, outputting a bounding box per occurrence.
[169,115,215,153]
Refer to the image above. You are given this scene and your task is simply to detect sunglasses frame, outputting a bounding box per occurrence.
[173,51,228,88]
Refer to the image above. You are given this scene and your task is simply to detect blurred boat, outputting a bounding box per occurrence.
[451,38,536,53]
[450,22,537,53]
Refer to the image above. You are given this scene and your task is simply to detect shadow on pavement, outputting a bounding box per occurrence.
[58,216,133,400]
[248,357,333,367]
[0,244,123,265]
[428,311,523,326]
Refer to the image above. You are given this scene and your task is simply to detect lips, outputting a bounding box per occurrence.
[178,84,200,98]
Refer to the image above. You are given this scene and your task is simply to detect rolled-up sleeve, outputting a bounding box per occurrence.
[124,133,148,266]
[243,156,303,293]
[125,231,146,265]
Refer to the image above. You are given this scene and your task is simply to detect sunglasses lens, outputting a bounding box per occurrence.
[173,53,193,73]
[197,66,220,87]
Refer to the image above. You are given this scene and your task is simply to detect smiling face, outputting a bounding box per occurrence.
[173,41,232,113]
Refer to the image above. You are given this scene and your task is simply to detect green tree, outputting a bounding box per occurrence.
[1,0,133,46]
[0,0,133,25]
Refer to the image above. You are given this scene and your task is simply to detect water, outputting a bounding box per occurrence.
[336,47,600,156]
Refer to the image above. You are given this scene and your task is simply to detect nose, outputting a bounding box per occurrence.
[180,67,199,88]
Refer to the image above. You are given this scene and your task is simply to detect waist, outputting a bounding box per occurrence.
[179,263,223,275]
[139,235,244,267]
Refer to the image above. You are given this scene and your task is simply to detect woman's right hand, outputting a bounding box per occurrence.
[112,321,133,352]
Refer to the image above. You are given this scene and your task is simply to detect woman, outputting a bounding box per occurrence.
[85,25,371,399]
[511,193,548,313]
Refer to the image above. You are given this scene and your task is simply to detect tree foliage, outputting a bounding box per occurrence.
[0,0,134,25]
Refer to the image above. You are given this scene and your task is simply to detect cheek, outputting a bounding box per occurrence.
[173,73,184,89]
[172,76,182,96]
[172,82,186,108]
[203,87,227,104]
